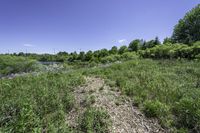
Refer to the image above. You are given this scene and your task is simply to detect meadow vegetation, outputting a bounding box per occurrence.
[0,71,85,132]
[78,107,110,133]
[84,59,200,132]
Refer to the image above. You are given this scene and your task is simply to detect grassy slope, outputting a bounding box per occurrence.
[84,59,200,132]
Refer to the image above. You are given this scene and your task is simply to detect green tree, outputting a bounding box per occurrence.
[172,4,200,44]
[118,45,128,54]
[163,37,172,44]
[78,51,85,61]
[99,49,109,57]
[109,46,118,54]
[85,50,93,61]
[68,52,78,62]
[145,37,161,49]
[128,39,141,51]
[141,40,147,50]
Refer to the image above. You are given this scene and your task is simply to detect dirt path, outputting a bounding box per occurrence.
[67,77,165,133]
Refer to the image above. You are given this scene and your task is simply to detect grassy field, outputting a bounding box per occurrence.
[1,57,200,132]
[84,59,200,132]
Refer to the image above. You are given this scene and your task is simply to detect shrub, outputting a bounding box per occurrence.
[121,52,138,61]
[0,55,41,76]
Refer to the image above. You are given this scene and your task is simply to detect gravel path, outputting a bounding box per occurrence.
[67,77,166,133]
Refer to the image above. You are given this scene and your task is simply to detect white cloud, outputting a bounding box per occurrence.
[23,44,34,47]
[118,39,127,44]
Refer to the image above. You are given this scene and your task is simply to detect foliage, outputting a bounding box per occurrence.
[118,45,128,54]
[172,4,200,44]
[78,107,111,133]
[143,100,170,118]
[0,55,41,76]
[174,98,200,131]
[84,59,200,132]
[163,37,172,44]
[0,72,85,132]
[128,39,141,52]
[100,52,138,64]
[109,46,118,54]
[139,42,200,59]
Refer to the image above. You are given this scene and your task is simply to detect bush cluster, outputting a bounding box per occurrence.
[139,41,200,59]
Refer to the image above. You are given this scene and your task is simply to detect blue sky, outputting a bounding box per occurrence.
[0,0,199,54]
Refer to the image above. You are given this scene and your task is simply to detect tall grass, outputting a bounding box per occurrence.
[84,59,200,132]
[0,72,85,132]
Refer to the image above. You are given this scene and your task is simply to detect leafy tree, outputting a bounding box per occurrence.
[145,37,161,49]
[146,40,156,48]
[68,52,78,62]
[57,51,68,56]
[85,50,93,61]
[78,51,85,61]
[99,49,109,57]
[163,37,172,44]
[118,45,128,54]
[141,40,147,50]
[109,46,118,54]
[18,52,25,56]
[172,4,200,44]
[128,39,141,51]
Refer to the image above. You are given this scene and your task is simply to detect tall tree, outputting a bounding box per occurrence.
[172,4,200,44]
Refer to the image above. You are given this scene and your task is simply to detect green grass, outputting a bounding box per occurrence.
[78,107,111,133]
[0,71,85,132]
[84,59,200,132]
[1,56,200,132]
